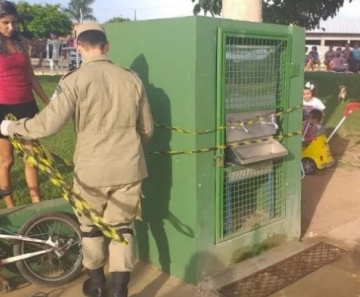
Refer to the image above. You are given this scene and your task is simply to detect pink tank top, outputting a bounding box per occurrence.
[0,52,34,105]
[331,57,344,69]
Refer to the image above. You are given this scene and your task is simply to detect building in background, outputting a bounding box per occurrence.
[305,17,360,63]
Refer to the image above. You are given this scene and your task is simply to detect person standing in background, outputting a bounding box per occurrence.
[1,22,154,297]
[0,0,49,208]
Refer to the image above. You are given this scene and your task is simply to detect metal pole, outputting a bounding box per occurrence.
[302,121,310,141]
[222,0,262,22]
[326,116,346,144]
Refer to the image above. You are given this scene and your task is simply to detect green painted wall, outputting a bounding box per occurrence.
[0,17,304,286]
[194,17,304,281]
[105,18,199,280]
[104,16,304,285]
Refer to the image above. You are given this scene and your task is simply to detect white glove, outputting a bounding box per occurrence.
[0,120,13,136]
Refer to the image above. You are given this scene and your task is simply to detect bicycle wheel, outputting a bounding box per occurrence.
[13,212,83,287]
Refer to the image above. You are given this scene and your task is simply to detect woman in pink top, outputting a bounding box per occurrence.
[330,52,346,72]
[0,1,49,208]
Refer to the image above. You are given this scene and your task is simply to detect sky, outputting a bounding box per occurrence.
[13,0,360,24]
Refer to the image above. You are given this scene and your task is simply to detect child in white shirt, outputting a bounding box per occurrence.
[303,81,326,122]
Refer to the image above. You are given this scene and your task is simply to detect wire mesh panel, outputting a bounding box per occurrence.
[223,160,285,237]
[225,36,287,111]
[219,33,290,240]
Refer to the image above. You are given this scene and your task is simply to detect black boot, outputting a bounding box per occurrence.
[82,267,107,297]
[110,272,130,297]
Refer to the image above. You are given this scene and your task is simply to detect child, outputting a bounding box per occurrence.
[330,53,346,72]
[304,47,313,71]
[342,43,352,61]
[324,45,335,69]
[302,109,323,143]
[309,46,320,70]
[303,81,326,122]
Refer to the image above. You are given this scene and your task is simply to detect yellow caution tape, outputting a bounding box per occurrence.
[4,104,302,244]
[147,131,302,155]
[5,114,129,245]
[154,105,301,135]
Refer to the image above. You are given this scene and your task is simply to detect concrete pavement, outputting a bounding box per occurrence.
[270,219,360,297]
[200,217,360,297]
[6,221,360,297]
[5,261,217,297]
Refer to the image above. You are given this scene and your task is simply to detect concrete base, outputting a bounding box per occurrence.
[200,217,360,297]
[199,238,322,293]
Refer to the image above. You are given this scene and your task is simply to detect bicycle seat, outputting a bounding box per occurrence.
[0,189,12,199]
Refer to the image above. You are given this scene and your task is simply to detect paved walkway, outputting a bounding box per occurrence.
[6,218,360,297]
[271,252,360,297]
[6,262,216,297]
[271,218,360,297]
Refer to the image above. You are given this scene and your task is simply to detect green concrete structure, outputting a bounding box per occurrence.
[104,16,305,284]
[0,16,305,287]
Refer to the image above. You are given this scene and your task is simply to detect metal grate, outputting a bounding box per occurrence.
[218,242,348,297]
[225,36,288,111]
[220,35,289,239]
[223,160,284,237]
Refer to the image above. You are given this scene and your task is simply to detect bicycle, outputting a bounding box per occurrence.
[0,189,83,292]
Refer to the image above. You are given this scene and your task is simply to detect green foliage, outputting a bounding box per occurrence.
[191,0,352,30]
[192,0,222,16]
[63,0,96,23]
[104,17,131,24]
[17,2,73,39]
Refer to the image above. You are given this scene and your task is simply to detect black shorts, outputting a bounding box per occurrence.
[0,100,39,138]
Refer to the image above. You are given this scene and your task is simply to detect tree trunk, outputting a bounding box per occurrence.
[80,8,83,23]
[222,0,262,22]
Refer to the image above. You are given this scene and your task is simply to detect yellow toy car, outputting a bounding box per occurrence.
[302,134,334,175]
[301,102,360,175]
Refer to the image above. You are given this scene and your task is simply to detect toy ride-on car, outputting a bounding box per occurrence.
[301,102,360,175]
[302,134,334,175]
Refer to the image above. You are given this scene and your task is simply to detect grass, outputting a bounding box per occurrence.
[305,72,360,136]
[0,76,76,209]
[1,72,359,209]
[305,72,360,171]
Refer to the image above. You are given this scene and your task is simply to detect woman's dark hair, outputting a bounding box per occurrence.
[304,81,317,97]
[0,1,17,18]
[0,1,26,54]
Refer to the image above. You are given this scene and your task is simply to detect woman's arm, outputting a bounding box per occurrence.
[21,36,50,106]
[29,74,50,105]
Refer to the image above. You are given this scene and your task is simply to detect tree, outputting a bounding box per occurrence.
[17,2,73,39]
[104,17,131,24]
[191,0,353,30]
[64,0,97,24]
